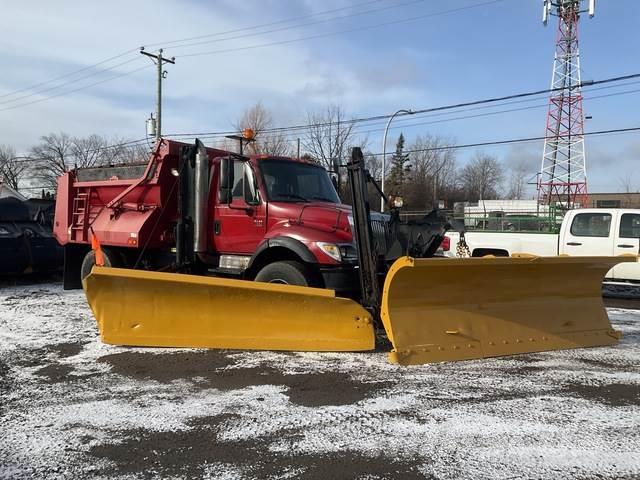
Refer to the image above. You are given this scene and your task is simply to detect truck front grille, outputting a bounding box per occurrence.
[370,218,390,255]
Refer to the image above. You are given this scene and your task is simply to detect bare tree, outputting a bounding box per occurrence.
[303,104,366,196]
[234,102,291,156]
[106,138,150,165]
[459,152,504,201]
[30,133,148,189]
[303,105,357,171]
[405,134,456,210]
[30,133,75,189]
[70,134,109,169]
[618,171,637,193]
[506,159,530,199]
[0,145,28,191]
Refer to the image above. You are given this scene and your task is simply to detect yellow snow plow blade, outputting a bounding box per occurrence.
[381,255,635,365]
[83,267,374,352]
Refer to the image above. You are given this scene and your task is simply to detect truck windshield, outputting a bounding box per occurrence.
[260,159,340,203]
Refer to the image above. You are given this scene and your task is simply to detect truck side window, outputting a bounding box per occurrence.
[570,213,612,237]
[231,161,260,204]
[619,213,640,238]
[231,161,245,199]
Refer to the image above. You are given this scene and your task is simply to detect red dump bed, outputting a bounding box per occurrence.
[53,139,228,250]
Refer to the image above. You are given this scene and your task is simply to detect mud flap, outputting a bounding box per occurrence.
[381,255,635,365]
[83,267,375,352]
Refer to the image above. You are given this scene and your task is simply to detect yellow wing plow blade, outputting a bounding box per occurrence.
[83,267,375,352]
[381,255,636,365]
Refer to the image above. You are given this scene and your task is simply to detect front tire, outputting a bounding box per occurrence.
[254,261,320,287]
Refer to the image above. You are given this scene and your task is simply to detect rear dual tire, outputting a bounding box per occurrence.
[80,248,124,281]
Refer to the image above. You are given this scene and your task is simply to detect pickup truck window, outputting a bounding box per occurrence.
[619,213,640,238]
[570,213,612,237]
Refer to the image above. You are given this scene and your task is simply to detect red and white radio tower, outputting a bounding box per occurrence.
[537,0,595,209]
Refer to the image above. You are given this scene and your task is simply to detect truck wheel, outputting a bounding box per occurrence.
[80,248,122,281]
[254,261,320,287]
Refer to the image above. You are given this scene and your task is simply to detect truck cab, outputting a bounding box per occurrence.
[558,208,640,280]
[209,153,360,292]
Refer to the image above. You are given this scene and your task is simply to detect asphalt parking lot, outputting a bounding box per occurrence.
[1,281,639,479]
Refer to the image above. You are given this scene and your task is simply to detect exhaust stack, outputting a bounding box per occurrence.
[193,140,209,254]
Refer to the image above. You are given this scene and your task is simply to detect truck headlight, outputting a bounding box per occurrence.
[317,242,341,262]
[339,244,357,261]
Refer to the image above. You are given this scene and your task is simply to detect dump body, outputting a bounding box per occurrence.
[54,141,228,250]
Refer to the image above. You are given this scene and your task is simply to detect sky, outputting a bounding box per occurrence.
[0,0,638,195]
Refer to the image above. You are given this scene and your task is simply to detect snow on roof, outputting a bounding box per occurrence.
[0,181,27,201]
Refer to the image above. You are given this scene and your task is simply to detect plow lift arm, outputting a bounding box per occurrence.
[346,147,465,317]
[346,147,382,318]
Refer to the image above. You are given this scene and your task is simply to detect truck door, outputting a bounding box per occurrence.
[213,160,266,254]
[561,211,615,257]
[612,211,640,281]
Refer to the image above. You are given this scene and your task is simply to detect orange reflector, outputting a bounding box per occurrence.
[90,231,105,266]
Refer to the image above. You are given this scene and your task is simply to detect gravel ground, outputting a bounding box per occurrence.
[0,282,639,480]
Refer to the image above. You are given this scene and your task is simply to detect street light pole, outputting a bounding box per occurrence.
[381,109,414,211]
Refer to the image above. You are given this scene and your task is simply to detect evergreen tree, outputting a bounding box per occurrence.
[386,133,410,197]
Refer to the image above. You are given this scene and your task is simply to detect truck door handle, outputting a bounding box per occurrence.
[214,220,221,235]
[617,244,635,248]
[566,242,582,246]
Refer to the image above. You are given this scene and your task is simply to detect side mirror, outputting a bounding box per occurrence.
[331,174,339,192]
[219,157,234,203]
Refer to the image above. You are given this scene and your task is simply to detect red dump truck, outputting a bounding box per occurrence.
[53,138,393,292]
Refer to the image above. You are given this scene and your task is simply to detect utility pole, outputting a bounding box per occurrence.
[140,47,175,141]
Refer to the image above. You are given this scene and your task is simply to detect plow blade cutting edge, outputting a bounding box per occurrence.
[83,267,375,352]
[381,255,635,365]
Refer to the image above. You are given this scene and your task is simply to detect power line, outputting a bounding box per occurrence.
[179,0,508,59]
[300,86,640,140]
[162,0,424,52]
[164,72,640,139]
[365,126,640,157]
[0,57,143,107]
[11,84,640,166]
[0,48,139,101]
[182,85,640,147]
[9,137,150,164]
[20,82,640,159]
[0,64,152,112]
[13,126,640,183]
[0,2,390,107]
[146,0,390,48]
[0,0,504,113]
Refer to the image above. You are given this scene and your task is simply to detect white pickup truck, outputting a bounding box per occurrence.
[445,208,640,282]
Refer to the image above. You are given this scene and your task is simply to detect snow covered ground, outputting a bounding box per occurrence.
[0,282,639,479]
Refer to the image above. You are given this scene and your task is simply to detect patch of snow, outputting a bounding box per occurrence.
[0,282,639,479]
